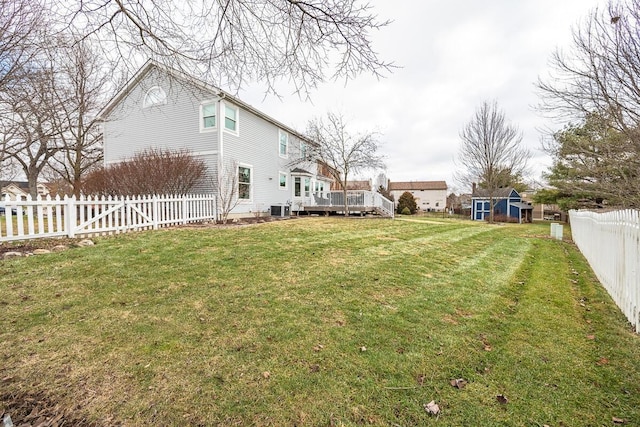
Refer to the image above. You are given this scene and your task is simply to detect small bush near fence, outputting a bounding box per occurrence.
[488,214,519,223]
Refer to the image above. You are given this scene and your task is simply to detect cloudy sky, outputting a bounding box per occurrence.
[239,0,604,193]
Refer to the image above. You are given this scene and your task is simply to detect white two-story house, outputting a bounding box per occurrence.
[99,60,332,218]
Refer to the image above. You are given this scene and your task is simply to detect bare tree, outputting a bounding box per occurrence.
[0,0,43,90]
[456,101,530,223]
[537,0,640,207]
[0,59,65,198]
[55,0,393,96]
[306,111,385,216]
[537,0,640,140]
[212,159,242,224]
[46,38,110,196]
[0,0,46,180]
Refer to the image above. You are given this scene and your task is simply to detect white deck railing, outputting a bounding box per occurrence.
[309,191,394,217]
[0,194,217,242]
[569,209,640,332]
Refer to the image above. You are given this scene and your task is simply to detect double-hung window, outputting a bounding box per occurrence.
[225,104,238,133]
[201,102,216,131]
[279,130,288,157]
[238,165,251,200]
[279,172,288,190]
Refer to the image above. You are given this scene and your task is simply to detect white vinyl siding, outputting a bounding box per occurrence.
[102,70,219,163]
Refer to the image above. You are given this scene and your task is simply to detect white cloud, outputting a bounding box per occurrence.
[239,0,605,192]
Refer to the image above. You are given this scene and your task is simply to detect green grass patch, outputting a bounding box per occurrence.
[1,218,639,426]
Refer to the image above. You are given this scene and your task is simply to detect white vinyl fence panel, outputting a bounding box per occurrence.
[0,194,217,242]
[569,209,640,332]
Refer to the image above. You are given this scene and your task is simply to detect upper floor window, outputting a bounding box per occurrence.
[279,130,288,157]
[225,104,238,133]
[200,102,216,131]
[300,142,308,160]
[238,165,252,200]
[143,86,166,108]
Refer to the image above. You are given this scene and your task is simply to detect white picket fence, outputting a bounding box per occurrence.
[569,209,640,332]
[0,194,217,242]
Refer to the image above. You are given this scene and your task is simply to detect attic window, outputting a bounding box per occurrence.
[143,86,167,108]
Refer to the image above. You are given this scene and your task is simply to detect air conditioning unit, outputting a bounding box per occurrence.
[270,204,290,217]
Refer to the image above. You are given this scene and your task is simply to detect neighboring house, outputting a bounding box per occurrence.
[98,60,331,217]
[0,181,50,200]
[447,192,472,215]
[389,181,448,212]
[471,185,533,223]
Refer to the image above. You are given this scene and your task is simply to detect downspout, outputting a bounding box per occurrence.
[218,92,226,163]
[216,93,226,222]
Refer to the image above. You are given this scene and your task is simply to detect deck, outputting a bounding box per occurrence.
[300,191,394,218]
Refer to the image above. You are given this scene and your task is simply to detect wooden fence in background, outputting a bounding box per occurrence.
[0,194,217,242]
[570,209,639,332]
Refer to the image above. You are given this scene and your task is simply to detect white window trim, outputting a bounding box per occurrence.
[238,163,253,203]
[279,130,288,158]
[223,102,239,136]
[278,171,288,190]
[143,86,167,108]
[200,100,218,133]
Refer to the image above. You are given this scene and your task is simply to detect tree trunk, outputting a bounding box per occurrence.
[489,195,495,224]
[27,168,40,200]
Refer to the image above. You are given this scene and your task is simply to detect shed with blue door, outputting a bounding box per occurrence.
[471,186,532,223]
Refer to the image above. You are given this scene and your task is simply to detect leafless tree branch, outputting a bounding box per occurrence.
[55,0,394,97]
[455,100,531,223]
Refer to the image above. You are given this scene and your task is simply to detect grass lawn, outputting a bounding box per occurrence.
[1,217,639,426]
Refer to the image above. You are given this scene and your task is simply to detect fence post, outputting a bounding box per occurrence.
[65,195,77,238]
[183,195,189,225]
[152,195,159,230]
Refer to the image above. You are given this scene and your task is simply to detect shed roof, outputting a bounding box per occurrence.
[472,187,519,198]
[511,201,533,210]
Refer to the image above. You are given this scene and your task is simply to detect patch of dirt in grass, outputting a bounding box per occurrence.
[0,238,80,257]
[0,389,109,426]
[181,216,296,229]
